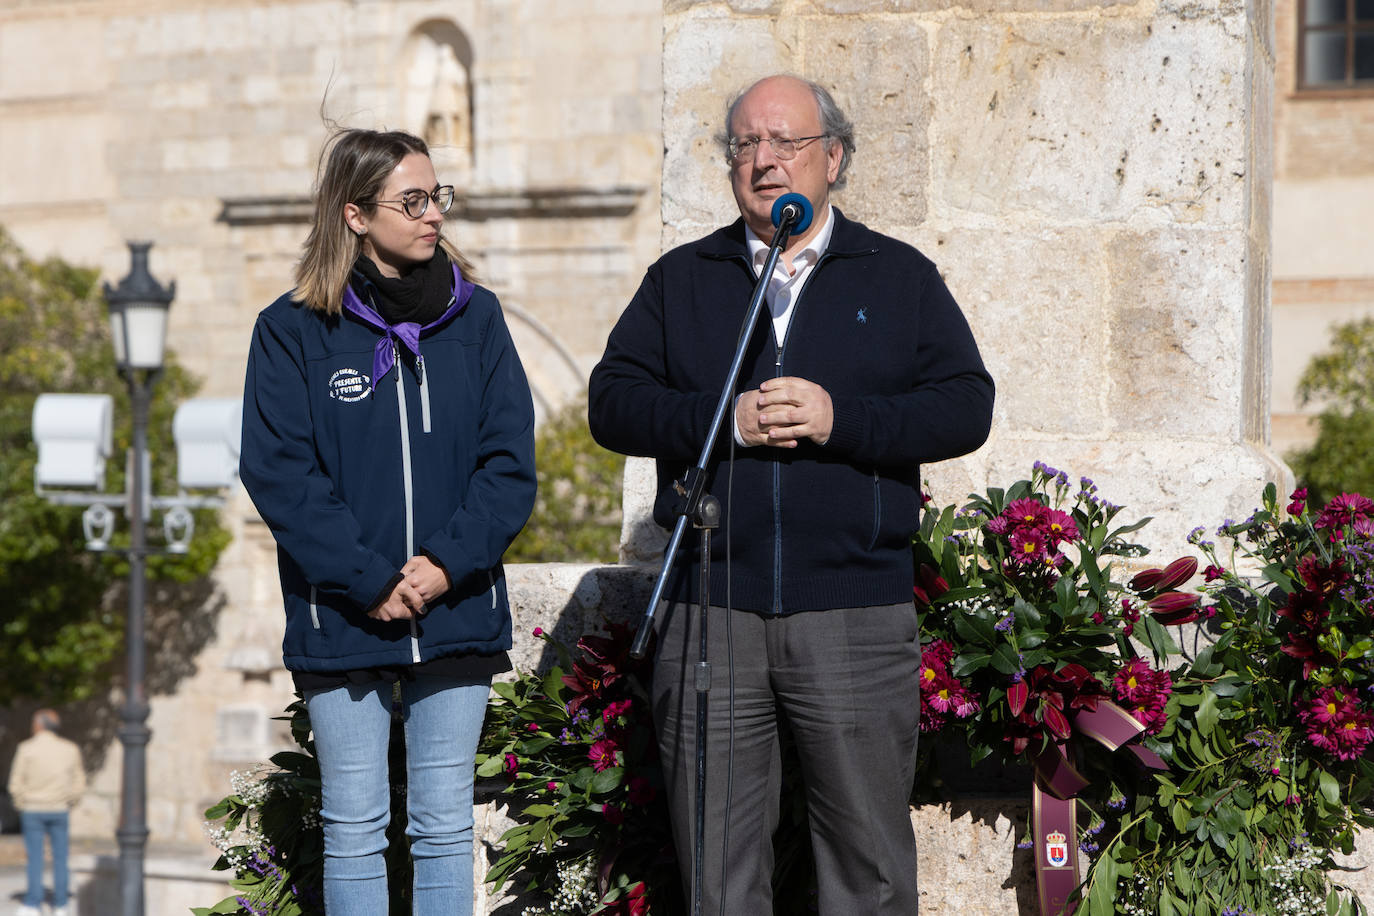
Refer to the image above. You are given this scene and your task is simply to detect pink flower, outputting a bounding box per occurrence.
[589,738,620,772]
[532,627,544,637]
[1043,509,1080,545]
[546,781,559,792]
[1204,564,1226,582]
[1315,493,1374,531]
[1009,528,1048,564]
[526,722,539,732]
[503,753,518,776]
[603,699,633,724]
[1005,498,1048,529]
[1299,687,1374,761]
[984,515,1011,536]
[1113,658,1172,735]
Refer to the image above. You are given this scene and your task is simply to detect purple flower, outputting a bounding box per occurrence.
[995,613,1015,632]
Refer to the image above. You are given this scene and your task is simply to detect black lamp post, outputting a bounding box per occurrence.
[102,241,174,916]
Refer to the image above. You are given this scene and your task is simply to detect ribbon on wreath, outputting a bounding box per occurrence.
[1030,701,1167,915]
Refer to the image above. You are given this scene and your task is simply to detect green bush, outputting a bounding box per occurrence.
[0,226,230,704]
[1289,317,1374,505]
[505,397,624,564]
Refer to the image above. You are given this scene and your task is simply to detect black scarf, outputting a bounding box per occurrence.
[351,249,453,326]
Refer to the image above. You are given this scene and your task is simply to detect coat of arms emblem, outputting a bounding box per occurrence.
[1044,830,1070,867]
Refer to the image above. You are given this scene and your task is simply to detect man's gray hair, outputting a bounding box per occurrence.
[35,708,60,732]
[723,75,857,190]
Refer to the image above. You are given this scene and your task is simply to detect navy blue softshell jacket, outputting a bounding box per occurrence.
[588,210,994,614]
[240,272,536,672]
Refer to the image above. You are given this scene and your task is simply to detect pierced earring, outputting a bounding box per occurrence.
[356,227,368,236]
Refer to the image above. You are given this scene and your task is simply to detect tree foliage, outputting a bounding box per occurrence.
[1288,317,1374,506]
[0,226,230,705]
[505,396,624,564]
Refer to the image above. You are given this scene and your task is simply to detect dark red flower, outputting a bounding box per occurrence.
[1000,664,1106,755]
[604,882,650,916]
[1288,487,1309,516]
[913,564,950,607]
[589,738,620,772]
[1147,591,1203,625]
[602,803,624,825]
[1130,557,1198,593]
[627,776,656,805]
[1204,564,1226,582]
[560,624,643,715]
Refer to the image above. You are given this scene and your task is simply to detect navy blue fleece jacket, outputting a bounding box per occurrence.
[588,210,994,614]
[240,276,536,672]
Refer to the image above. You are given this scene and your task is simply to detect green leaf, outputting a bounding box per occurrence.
[951,653,992,678]
[476,755,507,778]
[1088,855,1118,913]
[520,803,558,818]
[952,609,996,646]
[1172,800,1190,832]
[588,766,624,794]
[1174,861,1193,895]
[1321,769,1342,806]
[1142,615,1180,656]
[1195,690,1219,737]
[990,643,1021,675]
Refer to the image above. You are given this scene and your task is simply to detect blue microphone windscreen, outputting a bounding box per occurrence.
[770,193,813,234]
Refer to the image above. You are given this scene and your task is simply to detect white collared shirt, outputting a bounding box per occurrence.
[743,204,836,348]
[734,205,835,446]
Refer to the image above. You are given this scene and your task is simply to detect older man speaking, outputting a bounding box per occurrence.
[590,74,994,914]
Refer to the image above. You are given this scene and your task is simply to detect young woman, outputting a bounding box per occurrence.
[240,129,536,915]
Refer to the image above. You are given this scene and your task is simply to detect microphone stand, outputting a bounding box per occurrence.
[629,205,804,916]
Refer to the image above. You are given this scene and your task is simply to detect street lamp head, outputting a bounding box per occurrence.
[103,241,175,371]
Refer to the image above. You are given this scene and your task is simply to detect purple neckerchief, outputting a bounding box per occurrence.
[342,261,475,385]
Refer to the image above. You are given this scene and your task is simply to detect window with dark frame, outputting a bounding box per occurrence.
[1299,0,1374,89]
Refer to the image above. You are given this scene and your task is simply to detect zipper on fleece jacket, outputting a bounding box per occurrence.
[762,249,837,615]
[394,343,422,663]
[771,341,784,615]
[310,585,320,629]
[417,355,432,434]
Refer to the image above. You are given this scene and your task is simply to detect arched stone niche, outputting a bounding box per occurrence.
[398,20,474,181]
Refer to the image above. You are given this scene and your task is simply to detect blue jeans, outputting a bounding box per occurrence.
[21,810,70,908]
[304,674,490,916]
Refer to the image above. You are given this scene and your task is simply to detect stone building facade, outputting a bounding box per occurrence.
[6,0,1368,911]
[1270,0,1374,456]
[0,0,664,852]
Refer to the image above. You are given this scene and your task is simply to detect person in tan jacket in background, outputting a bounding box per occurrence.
[7,709,85,916]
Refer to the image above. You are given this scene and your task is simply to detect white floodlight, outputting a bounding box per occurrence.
[172,398,241,489]
[32,393,115,489]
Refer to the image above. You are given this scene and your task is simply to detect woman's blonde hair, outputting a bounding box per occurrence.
[294,128,476,314]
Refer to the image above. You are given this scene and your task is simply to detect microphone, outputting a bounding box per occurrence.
[770,192,813,235]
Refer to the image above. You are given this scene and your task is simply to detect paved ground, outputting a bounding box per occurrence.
[0,832,225,916]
